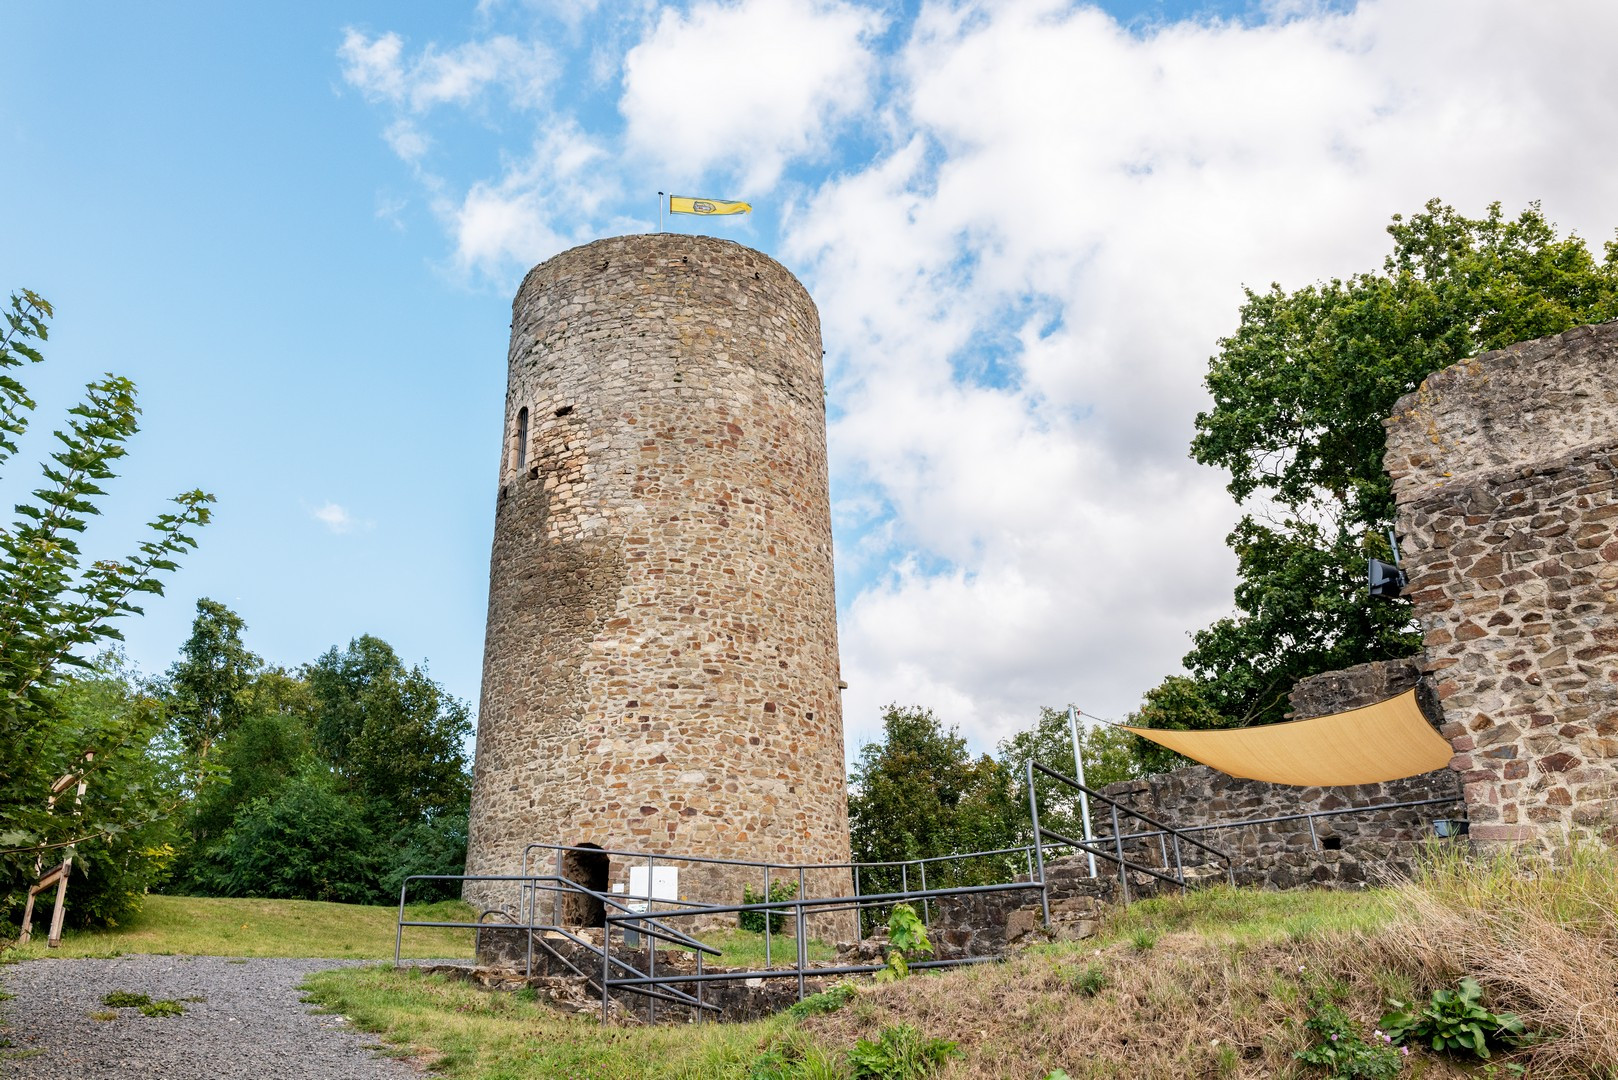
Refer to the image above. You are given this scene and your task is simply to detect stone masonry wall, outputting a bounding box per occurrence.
[1101,660,1461,888]
[1384,320,1618,846]
[465,234,852,915]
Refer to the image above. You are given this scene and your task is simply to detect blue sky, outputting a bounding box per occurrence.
[5,0,1617,758]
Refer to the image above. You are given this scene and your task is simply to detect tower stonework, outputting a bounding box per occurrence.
[465,234,851,908]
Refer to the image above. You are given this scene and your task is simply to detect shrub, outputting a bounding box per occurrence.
[199,770,381,903]
[787,982,858,1018]
[740,879,798,934]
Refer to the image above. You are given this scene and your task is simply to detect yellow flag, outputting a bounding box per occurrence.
[669,195,751,216]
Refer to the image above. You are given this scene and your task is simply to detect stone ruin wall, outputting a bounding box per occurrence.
[1100,659,1462,889]
[464,234,852,920]
[1385,319,1618,847]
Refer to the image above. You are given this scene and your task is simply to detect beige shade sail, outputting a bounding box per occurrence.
[1121,688,1454,787]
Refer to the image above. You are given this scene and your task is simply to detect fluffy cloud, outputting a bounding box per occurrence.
[788,0,1618,750]
[620,0,887,190]
[338,29,553,113]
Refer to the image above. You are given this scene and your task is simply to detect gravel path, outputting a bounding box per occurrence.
[0,955,422,1079]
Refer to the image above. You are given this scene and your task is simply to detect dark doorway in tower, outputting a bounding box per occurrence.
[560,843,609,928]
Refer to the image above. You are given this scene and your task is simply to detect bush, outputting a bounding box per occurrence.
[199,770,381,903]
[379,809,468,904]
[740,879,798,934]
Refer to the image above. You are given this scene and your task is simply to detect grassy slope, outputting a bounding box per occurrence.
[3,894,476,960]
[301,886,1437,1080]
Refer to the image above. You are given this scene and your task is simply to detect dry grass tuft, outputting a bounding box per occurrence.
[1364,842,1618,1077]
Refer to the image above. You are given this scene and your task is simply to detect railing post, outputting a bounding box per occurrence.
[394,879,408,968]
[852,865,861,939]
[553,849,563,927]
[1308,813,1320,851]
[900,863,908,898]
[647,855,656,1026]
[696,951,705,1023]
[1157,831,1168,870]
[795,897,807,1002]
[1110,802,1129,905]
[526,877,535,978]
[764,865,773,968]
[918,862,929,927]
[601,916,611,1024]
[1026,760,1050,928]
[1172,834,1185,893]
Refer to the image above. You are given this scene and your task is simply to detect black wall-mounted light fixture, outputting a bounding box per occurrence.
[1368,528,1408,601]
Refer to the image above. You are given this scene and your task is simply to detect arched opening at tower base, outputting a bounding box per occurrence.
[561,843,609,928]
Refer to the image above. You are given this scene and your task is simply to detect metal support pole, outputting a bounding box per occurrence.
[1111,802,1129,904]
[852,865,861,939]
[1172,834,1185,894]
[1158,831,1169,870]
[647,855,656,1025]
[918,862,929,927]
[764,865,772,967]
[601,920,611,1023]
[395,882,407,967]
[553,849,564,927]
[525,878,534,977]
[696,951,705,1023]
[795,898,808,1002]
[1308,814,1319,851]
[900,863,908,898]
[1026,760,1050,928]
[1068,707,1098,878]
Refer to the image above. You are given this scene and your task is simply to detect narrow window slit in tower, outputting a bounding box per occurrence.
[515,407,529,471]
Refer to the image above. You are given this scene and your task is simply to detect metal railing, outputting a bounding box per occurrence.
[1026,760,1234,924]
[396,779,1464,1021]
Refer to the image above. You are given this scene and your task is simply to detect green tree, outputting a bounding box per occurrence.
[996,706,1157,841]
[305,636,472,825]
[0,289,211,922]
[163,598,262,765]
[847,706,1021,908]
[1166,200,1618,729]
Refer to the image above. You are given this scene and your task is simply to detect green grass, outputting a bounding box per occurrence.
[5,894,476,960]
[301,965,804,1079]
[689,929,837,970]
[1071,883,1398,950]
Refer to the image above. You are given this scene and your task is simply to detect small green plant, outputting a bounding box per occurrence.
[1045,1072,1072,1080]
[1380,977,1526,1060]
[1293,998,1404,1079]
[874,904,933,983]
[101,991,152,1008]
[1129,927,1159,951]
[740,880,799,934]
[138,999,186,1018]
[748,1033,845,1080]
[787,982,858,1018]
[1068,962,1107,996]
[89,1011,119,1022]
[847,1024,960,1079]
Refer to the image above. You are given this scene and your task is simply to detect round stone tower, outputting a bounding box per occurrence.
[465,233,850,912]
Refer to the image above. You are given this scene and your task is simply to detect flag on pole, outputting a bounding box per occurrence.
[668,195,751,216]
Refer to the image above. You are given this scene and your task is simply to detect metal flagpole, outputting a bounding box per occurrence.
[1068,706,1098,878]
[657,191,665,233]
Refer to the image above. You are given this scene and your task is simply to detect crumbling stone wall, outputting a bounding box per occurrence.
[465,234,851,912]
[1100,660,1461,888]
[1385,320,1618,846]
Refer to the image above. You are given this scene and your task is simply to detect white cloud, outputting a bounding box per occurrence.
[440,123,615,274]
[620,0,887,190]
[338,29,554,114]
[790,0,1618,750]
[312,502,361,534]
